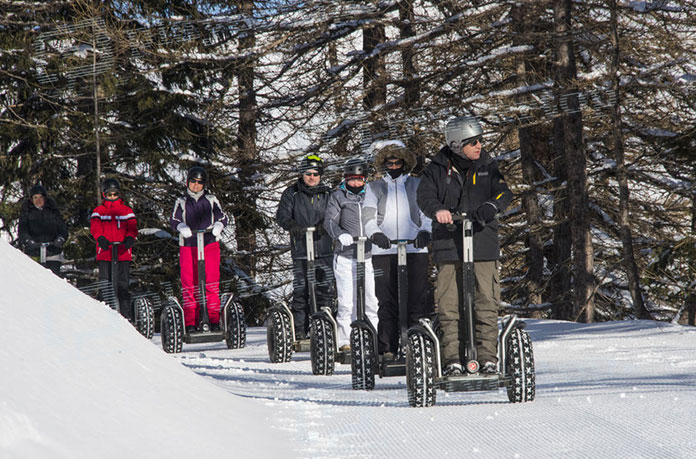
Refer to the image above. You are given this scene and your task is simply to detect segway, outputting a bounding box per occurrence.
[39,242,50,265]
[160,228,246,354]
[372,238,417,381]
[267,227,315,364]
[350,236,378,390]
[108,242,155,339]
[405,213,536,407]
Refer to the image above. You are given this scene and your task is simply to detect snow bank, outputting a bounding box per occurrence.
[0,240,289,459]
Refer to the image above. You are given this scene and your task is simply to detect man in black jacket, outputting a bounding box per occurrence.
[417,116,512,376]
[18,184,68,276]
[276,155,335,340]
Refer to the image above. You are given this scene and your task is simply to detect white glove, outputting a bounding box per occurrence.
[177,223,192,239]
[338,233,353,247]
[212,221,224,237]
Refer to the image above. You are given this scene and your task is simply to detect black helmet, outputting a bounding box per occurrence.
[445,116,483,150]
[101,178,121,194]
[299,154,324,174]
[29,183,47,197]
[343,158,368,178]
[187,166,208,185]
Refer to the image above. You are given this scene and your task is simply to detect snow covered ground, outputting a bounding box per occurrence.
[3,238,696,458]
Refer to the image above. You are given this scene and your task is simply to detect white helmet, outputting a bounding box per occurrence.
[445,116,482,150]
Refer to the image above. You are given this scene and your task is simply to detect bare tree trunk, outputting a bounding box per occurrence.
[608,0,650,320]
[362,10,386,111]
[511,4,544,308]
[92,19,101,204]
[235,0,259,277]
[550,117,573,320]
[553,0,594,322]
[398,0,419,108]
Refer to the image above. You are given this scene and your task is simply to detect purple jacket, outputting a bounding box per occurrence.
[170,191,228,247]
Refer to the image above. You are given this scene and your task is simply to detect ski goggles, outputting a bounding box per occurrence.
[345,174,365,181]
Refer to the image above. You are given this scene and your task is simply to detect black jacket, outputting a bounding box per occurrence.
[276,178,333,259]
[17,197,68,257]
[417,146,512,263]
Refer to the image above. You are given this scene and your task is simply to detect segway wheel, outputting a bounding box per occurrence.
[406,333,436,407]
[506,327,536,403]
[350,327,375,390]
[310,316,335,376]
[225,299,247,349]
[161,303,183,354]
[133,296,155,339]
[267,309,293,363]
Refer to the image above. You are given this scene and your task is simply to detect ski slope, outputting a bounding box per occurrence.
[2,238,696,458]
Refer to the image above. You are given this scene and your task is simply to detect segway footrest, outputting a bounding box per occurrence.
[437,374,507,392]
[184,330,225,344]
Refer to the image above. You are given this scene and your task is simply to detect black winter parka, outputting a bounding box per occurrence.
[17,197,68,257]
[276,178,333,259]
[417,146,512,263]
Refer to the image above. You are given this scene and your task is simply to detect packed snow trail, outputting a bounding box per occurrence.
[161,320,696,458]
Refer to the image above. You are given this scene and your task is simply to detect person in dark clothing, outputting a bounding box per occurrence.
[90,178,138,320]
[17,184,68,276]
[276,155,335,340]
[417,116,513,377]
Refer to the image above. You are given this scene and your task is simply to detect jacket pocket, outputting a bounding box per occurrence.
[431,238,458,264]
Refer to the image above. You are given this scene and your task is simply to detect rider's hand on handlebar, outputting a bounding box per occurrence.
[435,209,453,224]
[212,221,224,237]
[177,223,192,239]
[338,233,353,247]
[97,236,111,250]
[370,232,391,250]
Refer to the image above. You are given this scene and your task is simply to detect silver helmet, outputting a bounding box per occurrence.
[445,116,482,150]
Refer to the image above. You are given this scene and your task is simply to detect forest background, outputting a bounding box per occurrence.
[1,0,694,325]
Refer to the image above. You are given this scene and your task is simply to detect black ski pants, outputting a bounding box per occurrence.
[292,256,335,339]
[372,253,434,354]
[98,260,132,321]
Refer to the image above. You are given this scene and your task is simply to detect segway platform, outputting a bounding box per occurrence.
[437,373,509,392]
[184,330,225,344]
[293,339,311,352]
[380,357,406,377]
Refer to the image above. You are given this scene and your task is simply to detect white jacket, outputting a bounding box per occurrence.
[362,174,432,255]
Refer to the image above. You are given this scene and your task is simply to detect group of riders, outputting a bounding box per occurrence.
[17,116,511,377]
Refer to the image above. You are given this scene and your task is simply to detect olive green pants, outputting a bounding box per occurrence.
[435,261,500,365]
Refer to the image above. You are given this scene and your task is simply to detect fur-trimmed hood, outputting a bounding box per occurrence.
[373,144,417,175]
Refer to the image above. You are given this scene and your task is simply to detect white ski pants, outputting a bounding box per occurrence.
[334,254,379,347]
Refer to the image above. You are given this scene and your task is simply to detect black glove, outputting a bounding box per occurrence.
[289,224,305,238]
[97,236,111,250]
[370,232,391,250]
[414,231,431,249]
[24,239,38,250]
[475,203,498,224]
[53,237,65,249]
[122,236,135,249]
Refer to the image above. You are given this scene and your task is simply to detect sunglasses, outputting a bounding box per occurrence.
[463,136,482,147]
[304,172,320,177]
[105,191,119,198]
[189,179,205,184]
[386,159,404,167]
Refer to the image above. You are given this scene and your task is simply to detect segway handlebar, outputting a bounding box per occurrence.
[450,212,473,222]
[388,239,415,245]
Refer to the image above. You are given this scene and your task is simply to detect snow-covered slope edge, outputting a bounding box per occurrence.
[0,239,290,459]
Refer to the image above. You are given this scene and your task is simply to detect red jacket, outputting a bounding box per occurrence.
[90,198,138,261]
